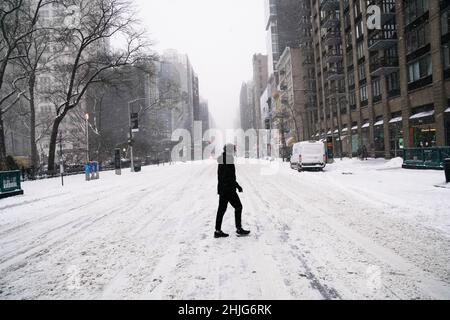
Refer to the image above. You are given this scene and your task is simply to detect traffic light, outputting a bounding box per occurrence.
[131,112,139,132]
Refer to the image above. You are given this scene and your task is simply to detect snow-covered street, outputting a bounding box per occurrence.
[0,159,449,300]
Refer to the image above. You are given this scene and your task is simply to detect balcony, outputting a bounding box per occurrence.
[321,13,340,29]
[321,0,340,11]
[323,31,341,46]
[324,48,343,64]
[326,68,344,81]
[367,0,396,25]
[369,56,399,76]
[368,28,397,51]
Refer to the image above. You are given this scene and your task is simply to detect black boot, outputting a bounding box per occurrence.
[214,230,229,238]
[236,228,250,237]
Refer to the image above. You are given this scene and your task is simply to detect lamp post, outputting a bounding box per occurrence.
[85,112,90,163]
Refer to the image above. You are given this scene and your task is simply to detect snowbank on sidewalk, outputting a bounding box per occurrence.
[325,157,404,173]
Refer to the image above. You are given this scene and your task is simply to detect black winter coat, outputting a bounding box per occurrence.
[217,152,241,195]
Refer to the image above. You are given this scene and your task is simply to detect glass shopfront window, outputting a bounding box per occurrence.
[374,123,385,158]
[361,128,370,155]
[410,114,436,148]
[389,122,404,158]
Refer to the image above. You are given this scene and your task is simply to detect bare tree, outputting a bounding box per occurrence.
[45,0,153,173]
[0,0,50,169]
[85,68,181,164]
[15,19,66,176]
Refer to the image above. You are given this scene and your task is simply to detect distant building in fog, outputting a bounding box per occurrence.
[253,54,269,129]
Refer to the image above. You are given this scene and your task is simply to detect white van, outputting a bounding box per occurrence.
[290,141,326,171]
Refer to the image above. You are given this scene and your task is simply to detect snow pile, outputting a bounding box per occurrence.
[377,157,404,170]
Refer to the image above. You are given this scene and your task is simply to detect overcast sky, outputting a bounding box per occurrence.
[133,0,267,129]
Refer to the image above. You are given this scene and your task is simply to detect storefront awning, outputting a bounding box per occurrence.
[327,130,332,135]
[374,120,384,126]
[410,110,435,120]
[342,127,348,132]
[351,126,358,130]
[362,123,370,128]
[389,116,402,123]
[445,107,450,113]
[334,129,339,134]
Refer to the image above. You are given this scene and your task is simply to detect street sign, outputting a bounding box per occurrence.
[131,112,139,133]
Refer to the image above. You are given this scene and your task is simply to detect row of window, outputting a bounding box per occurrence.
[442,8,450,35]
[404,0,429,25]
[407,54,432,83]
[405,21,430,54]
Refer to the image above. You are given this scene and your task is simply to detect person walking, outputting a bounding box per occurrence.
[362,145,368,160]
[215,144,250,238]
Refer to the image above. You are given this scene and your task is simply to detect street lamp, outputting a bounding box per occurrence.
[85,112,90,163]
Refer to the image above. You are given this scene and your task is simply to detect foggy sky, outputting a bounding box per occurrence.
[133,0,267,129]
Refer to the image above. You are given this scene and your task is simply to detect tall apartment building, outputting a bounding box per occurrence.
[299,0,319,141]
[239,81,256,131]
[199,98,210,134]
[162,50,196,137]
[310,0,450,158]
[252,54,269,129]
[276,47,314,144]
[265,0,302,74]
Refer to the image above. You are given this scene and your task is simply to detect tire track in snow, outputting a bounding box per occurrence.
[265,166,450,299]
[239,164,341,300]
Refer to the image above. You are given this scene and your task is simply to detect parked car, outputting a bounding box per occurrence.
[290,141,326,172]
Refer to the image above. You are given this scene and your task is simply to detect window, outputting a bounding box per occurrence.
[359,84,368,102]
[358,63,366,81]
[349,90,356,106]
[356,20,364,39]
[346,50,353,67]
[357,41,364,59]
[442,8,450,36]
[372,78,381,98]
[407,54,432,83]
[354,0,362,19]
[346,31,353,48]
[405,22,430,53]
[386,71,400,93]
[348,69,355,86]
[443,43,450,69]
[404,0,429,25]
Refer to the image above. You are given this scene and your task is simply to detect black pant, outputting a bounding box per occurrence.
[215,192,242,231]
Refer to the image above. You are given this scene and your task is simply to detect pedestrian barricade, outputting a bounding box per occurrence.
[402,147,450,170]
[0,171,24,199]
